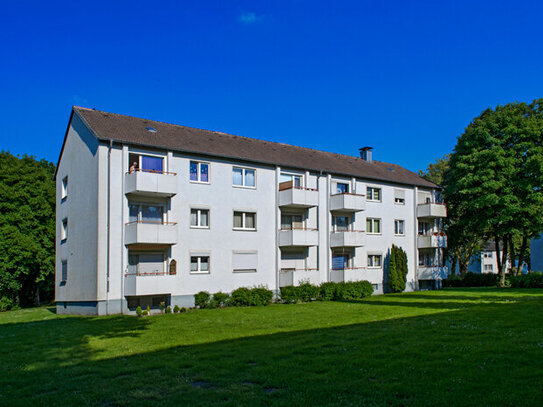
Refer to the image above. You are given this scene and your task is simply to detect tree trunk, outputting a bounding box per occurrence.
[459,259,469,275]
[517,235,528,275]
[451,256,457,276]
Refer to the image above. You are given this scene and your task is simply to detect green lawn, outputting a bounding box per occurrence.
[1,288,543,406]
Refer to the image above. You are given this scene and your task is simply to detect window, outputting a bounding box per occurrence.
[333,215,351,231]
[129,203,164,223]
[394,189,405,205]
[368,254,382,268]
[372,283,379,291]
[61,260,67,282]
[61,176,68,200]
[233,211,256,230]
[394,219,405,236]
[418,221,431,235]
[483,252,493,258]
[281,213,304,230]
[418,250,434,266]
[61,218,68,241]
[190,256,210,274]
[190,208,209,228]
[128,252,165,275]
[367,187,381,202]
[280,173,302,187]
[128,153,164,173]
[484,264,493,272]
[233,167,256,187]
[190,161,209,183]
[336,182,349,194]
[366,218,381,234]
[233,251,257,273]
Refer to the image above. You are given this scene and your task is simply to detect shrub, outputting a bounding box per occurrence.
[0,296,16,312]
[142,310,148,316]
[136,306,143,317]
[159,301,166,313]
[319,282,337,301]
[173,305,180,313]
[230,287,253,306]
[194,291,211,308]
[165,306,172,314]
[510,272,543,288]
[298,282,320,302]
[388,245,408,293]
[213,292,230,307]
[251,287,273,306]
[443,272,498,287]
[146,305,151,315]
[280,285,301,303]
[180,307,188,313]
[335,281,374,300]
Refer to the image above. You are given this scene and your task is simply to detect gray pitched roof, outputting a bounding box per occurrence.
[72,106,438,188]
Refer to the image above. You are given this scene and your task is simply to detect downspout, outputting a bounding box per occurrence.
[413,186,418,290]
[106,140,112,315]
[120,146,125,314]
[275,166,280,296]
[326,173,331,282]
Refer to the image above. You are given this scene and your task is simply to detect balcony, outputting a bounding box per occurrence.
[278,182,318,208]
[124,272,176,296]
[125,169,177,198]
[417,266,448,280]
[330,230,366,247]
[417,202,447,218]
[125,221,178,246]
[417,234,447,249]
[329,193,365,212]
[278,228,319,247]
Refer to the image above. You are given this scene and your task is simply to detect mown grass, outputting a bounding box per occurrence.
[1,288,542,406]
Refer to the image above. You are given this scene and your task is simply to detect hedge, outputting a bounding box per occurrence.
[280,281,373,303]
[510,272,543,288]
[442,272,499,287]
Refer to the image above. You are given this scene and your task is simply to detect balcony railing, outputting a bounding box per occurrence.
[278,181,319,208]
[417,233,447,248]
[124,271,176,296]
[278,227,319,247]
[330,230,366,247]
[417,202,447,218]
[417,266,448,280]
[329,192,366,212]
[125,169,178,197]
[124,221,178,246]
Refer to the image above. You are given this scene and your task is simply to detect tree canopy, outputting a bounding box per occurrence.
[443,99,543,284]
[0,152,56,310]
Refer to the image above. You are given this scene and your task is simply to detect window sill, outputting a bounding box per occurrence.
[394,234,406,237]
[189,271,210,275]
[189,181,210,185]
[233,228,257,232]
[367,199,382,203]
[367,233,382,236]
[367,266,383,270]
[190,226,210,230]
[232,185,257,190]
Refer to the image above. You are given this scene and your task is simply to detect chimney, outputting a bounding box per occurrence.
[359,147,373,163]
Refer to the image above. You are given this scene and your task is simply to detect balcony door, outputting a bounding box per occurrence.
[129,153,163,173]
[281,213,304,230]
[333,215,351,231]
[128,252,165,275]
[129,203,165,223]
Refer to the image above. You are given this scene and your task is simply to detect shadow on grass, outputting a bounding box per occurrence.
[1,294,542,406]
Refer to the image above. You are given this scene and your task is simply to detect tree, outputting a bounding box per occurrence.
[444,100,543,285]
[387,245,408,293]
[0,152,56,309]
[418,154,450,185]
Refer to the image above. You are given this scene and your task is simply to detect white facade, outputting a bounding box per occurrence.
[56,111,447,315]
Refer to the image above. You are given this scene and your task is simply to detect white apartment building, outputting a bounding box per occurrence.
[55,107,447,315]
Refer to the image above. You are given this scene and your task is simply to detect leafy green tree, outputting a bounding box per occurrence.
[444,100,543,285]
[418,154,450,185]
[0,152,56,309]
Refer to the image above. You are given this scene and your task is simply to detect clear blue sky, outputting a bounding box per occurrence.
[1,0,542,172]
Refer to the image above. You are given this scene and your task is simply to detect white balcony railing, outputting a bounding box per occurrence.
[124,221,178,246]
[125,169,177,197]
[330,230,366,247]
[417,202,447,218]
[124,272,176,296]
[329,193,365,212]
[278,181,318,208]
[278,228,319,247]
[417,234,447,248]
[417,266,448,280]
